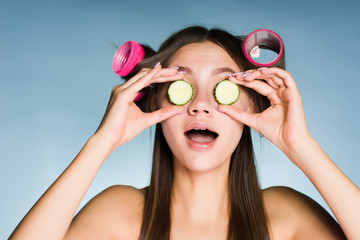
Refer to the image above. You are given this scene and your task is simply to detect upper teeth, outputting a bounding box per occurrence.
[194,128,206,130]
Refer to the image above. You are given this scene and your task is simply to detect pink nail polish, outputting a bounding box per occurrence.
[241,72,251,77]
[216,107,225,113]
[233,72,243,76]
[154,62,161,68]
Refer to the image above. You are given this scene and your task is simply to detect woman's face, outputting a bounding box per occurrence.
[159,41,253,173]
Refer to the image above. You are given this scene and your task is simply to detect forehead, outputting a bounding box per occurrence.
[167,41,240,71]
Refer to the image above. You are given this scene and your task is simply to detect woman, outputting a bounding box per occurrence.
[10,26,358,239]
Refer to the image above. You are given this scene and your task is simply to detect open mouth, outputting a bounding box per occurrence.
[185,128,219,143]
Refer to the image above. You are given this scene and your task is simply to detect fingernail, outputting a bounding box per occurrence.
[258,67,268,70]
[169,66,179,69]
[154,62,161,68]
[216,107,225,113]
[232,71,243,76]
[241,72,252,77]
[177,71,187,74]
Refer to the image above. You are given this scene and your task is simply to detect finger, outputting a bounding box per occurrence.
[259,67,297,89]
[257,68,302,104]
[134,67,181,84]
[237,69,280,90]
[112,68,185,107]
[119,70,148,89]
[217,104,258,129]
[149,72,185,84]
[236,70,255,80]
[122,66,181,89]
[266,90,283,105]
[231,75,284,106]
[127,65,186,93]
[115,65,163,103]
[257,77,279,90]
[120,65,161,89]
[153,67,182,78]
[258,73,286,89]
[144,106,185,128]
[229,77,274,97]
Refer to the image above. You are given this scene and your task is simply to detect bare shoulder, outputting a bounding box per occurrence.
[65,185,146,240]
[263,186,346,240]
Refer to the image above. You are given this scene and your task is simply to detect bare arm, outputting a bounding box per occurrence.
[285,136,360,239]
[9,136,112,240]
[9,65,185,240]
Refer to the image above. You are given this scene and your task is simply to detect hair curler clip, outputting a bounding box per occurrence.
[243,29,284,67]
[112,40,145,77]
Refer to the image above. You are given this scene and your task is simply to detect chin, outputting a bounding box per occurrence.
[172,150,233,174]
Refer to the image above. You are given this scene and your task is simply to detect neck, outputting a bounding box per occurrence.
[171,157,230,225]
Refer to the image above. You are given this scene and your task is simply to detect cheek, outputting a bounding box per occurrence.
[224,120,244,145]
[216,112,245,150]
[161,117,182,152]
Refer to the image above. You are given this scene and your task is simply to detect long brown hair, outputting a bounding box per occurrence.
[128,26,286,240]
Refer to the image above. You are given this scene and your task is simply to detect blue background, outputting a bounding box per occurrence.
[1,0,359,238]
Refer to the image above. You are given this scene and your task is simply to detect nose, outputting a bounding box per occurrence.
[188,89,214,117]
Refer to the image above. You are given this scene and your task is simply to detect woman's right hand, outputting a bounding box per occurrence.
[94,63,185,150]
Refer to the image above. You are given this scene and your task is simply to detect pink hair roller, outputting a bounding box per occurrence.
[243,29,284,67]
[112,40,145,77]
[112,41,145,101]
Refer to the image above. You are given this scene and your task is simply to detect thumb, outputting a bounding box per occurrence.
[144,106,185,128]
[218,105,258,129]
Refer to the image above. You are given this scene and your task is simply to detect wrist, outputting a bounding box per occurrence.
[88,133,118,157]
[282,134,319,167]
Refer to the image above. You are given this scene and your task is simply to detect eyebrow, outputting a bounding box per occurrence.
[177,66,236,75]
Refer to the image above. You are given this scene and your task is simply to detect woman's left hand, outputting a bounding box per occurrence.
[219,68,360,240]
[218,67,312,154]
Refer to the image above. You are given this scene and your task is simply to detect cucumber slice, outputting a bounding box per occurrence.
[168,80,193,105]
[214,80,240,105]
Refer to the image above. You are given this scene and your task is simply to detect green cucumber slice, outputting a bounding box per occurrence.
[214,80,240,105]
[168,80,193,105]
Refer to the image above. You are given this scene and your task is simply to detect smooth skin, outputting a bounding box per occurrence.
[10,41,358,239]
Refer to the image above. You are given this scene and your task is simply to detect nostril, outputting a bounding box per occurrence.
[189,100,213,115]
[191,109,209,114]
